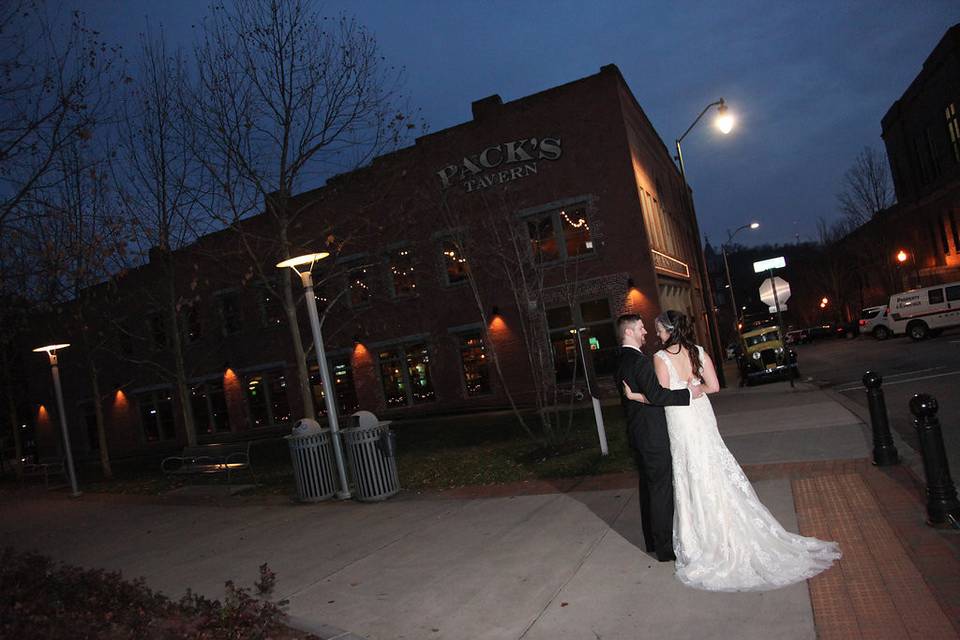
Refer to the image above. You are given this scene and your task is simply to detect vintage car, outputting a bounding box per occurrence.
[737,325,799,385]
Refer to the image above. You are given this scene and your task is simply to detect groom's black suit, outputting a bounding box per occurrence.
[617,345,691,560]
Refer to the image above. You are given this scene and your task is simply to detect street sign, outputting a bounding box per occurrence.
[753,256,786,273]
[759,276,791,308]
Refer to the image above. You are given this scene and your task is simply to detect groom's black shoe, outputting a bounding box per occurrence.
[657,550,677,562]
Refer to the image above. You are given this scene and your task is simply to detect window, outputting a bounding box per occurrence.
[191,380,231,435]
[526,205,593,262]
[217,291,242,335]
[928,288,944,305]
[389,248,417,296]
[377,343,435,407]
[528,215,559,262]
[183,304,202,343]
[947,103,959,164]
[441,240,469,285]
[940,217,950,255]
[945,285,960,302]
[458,332,491,396]
[560,207,593,257]
[138,390,175,442]
[349,266,373,306]
[246,375,270,428]
[310,359,359,416]
[378,349,407,407]
[547,298,616,383]
[259,287,284,328]
[244,370,289,428]
[147,312,166,349]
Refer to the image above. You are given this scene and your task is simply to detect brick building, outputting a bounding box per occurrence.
[880,23,960,289]
[19,64,720,461]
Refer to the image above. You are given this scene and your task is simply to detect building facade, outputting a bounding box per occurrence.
[880,23,960,288]
[19,65,720,461]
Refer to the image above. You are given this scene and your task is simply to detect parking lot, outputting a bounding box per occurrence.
[792,328,960,482]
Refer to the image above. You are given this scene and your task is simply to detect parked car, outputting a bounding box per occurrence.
[785,328,810,345]
[833,320,860,339]
[860,305,894,340]
[737,325,798,385]
[888,281,960,340]
[806,325,833,340]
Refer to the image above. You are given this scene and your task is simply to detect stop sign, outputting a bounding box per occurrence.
[759,276,791,309]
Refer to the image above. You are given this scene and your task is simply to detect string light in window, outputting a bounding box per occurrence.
[560,209,590,230]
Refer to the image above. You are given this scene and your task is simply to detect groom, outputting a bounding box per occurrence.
[616,313,700,562]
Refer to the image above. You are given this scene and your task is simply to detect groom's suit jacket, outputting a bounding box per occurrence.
[616,346,691,450]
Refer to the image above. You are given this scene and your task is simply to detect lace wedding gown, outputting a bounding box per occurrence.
[655,347,841,591]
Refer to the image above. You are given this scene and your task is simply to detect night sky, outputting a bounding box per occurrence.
[80,0,959,248]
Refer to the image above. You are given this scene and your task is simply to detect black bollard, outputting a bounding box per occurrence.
[863,372,899,466]
[909,394,960,528]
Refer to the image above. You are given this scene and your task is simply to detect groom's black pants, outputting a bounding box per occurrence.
[632,424,675,556]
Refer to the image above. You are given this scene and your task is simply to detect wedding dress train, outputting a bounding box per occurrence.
[656,348,841,591]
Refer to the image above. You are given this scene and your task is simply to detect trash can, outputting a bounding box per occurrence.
[342,411,400,502]
[285,419,337,502]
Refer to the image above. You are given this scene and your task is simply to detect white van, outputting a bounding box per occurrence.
[889,281,960,341]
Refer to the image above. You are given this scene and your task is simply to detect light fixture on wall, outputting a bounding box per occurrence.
[626,277,635,289]
[491,305,500,318]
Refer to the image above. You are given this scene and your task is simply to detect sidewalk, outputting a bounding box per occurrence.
[2,381,958,639]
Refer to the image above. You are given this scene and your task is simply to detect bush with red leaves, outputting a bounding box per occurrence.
[0,548,312,639]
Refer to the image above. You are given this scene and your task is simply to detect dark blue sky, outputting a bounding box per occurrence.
[82,0,959,247]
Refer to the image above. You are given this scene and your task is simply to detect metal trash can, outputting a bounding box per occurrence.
[342,411,400,502]
[285,419,338,502]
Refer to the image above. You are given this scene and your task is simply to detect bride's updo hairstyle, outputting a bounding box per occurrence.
[656,310,703,383]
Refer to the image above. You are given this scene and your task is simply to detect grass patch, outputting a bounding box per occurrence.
[5,405,638,496]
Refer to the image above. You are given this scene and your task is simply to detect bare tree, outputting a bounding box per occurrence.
[430,182,595,447]
[0,1,118,239]
[31,137,126,478]
[111,29,209,446]
[0,2,119,468]
[190,0,412,419]
[836,146,895,227]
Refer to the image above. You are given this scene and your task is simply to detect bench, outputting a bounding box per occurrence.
[21,458,66,487]
[161,442,252,484]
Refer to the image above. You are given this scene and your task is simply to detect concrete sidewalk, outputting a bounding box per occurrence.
[2,381,958,639]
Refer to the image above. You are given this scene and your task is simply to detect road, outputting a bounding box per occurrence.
[794,328,960,488]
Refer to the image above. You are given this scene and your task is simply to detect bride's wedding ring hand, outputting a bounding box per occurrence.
[688,377,705,399]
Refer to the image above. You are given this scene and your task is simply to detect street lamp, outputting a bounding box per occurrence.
[32,343,81,497]
[721,222,759,341]
[674,97,736,384]
[895,248,921,289]
[277,252,351,499]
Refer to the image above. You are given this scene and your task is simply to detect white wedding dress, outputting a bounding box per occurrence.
[655,347,841,591]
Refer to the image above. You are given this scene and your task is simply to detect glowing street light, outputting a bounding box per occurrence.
[675,97,738,384]
[715,100,735,134]
[722,222,760,339]
[820,297,829,309]
[897,250,908,263]
[32,343,81,496]
[277,252,351,499]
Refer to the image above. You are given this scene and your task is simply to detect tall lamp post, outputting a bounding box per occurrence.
[675,98,735,381]
[277,252,351,500]
[722,222,760,338]
[32,343,81,497]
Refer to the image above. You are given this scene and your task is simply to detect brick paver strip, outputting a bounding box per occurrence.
[794,473,957,639]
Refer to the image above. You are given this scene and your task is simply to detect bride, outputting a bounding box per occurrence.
[623,310,840,591]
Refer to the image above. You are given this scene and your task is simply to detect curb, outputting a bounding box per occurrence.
[821,386,928,484]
